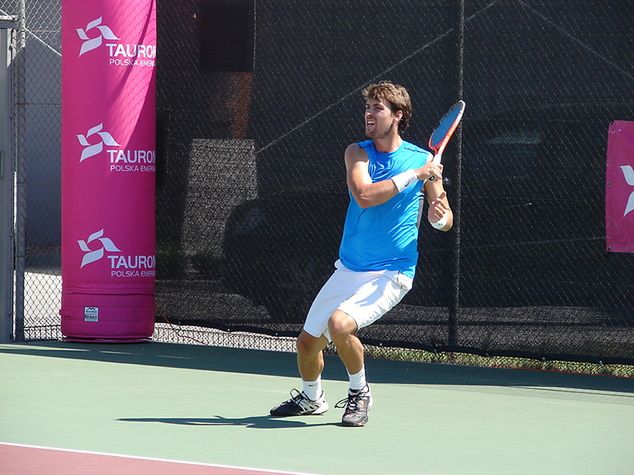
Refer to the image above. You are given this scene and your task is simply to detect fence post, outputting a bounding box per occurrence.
[13,0,26,341]
[448,0,464,349]
[0,15,15,343]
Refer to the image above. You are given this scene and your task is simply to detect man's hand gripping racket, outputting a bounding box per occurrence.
[427,100,465,182]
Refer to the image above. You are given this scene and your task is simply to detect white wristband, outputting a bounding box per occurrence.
[391,170,418,193]
[430,213,448,230]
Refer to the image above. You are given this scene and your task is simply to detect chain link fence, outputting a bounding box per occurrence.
[1,0,61,340]
[3,0,633,364]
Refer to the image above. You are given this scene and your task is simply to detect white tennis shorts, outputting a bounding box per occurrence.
[303,260,413,341]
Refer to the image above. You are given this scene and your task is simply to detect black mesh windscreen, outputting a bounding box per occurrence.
[155,0,634,363]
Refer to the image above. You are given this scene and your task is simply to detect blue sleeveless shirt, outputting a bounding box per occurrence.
[339,140,432,278]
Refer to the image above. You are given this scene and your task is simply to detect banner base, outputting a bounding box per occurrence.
[62,336,151,343]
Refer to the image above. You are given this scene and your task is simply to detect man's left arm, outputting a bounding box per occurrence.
[424,178,453,231]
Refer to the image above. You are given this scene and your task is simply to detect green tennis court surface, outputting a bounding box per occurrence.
[1,341,633,475]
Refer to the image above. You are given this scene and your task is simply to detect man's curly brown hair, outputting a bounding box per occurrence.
[362,81,412,134]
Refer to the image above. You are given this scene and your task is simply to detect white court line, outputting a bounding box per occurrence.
[0,442,320,475]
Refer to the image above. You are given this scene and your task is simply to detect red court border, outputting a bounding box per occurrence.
[0,443,316,475]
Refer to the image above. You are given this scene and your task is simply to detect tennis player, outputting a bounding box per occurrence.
[270,81,453,426]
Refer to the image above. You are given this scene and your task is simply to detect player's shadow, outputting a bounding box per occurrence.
[118,415,339,429]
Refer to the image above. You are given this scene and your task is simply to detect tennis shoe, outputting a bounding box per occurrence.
[270,389,329,416]
[336,385,373,427]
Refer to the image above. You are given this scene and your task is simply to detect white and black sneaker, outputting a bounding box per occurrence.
[336,385,373,427]
[270,389,329,416]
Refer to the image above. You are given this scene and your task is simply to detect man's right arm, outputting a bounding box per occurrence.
[345,144,398,209]
[345,144,444,209]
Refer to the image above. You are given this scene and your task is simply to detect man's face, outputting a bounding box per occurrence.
[365,97,400,139]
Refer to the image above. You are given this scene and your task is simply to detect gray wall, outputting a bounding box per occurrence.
[0,0,61,254]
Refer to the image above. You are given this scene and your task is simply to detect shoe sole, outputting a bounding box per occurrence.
[270,403,329,417]
[340,418,367,427]
[311,403,329,415]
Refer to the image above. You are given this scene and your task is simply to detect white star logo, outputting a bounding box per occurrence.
[621,165,634,217]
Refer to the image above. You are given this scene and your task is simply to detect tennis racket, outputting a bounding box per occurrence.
[427,100,465,181]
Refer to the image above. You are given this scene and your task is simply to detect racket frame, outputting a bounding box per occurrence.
[427,100,465,180]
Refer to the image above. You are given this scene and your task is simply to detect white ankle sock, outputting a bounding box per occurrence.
[348,368,366,392]
[302,376,322,401]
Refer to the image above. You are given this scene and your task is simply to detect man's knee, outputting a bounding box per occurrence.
[328,310,357,342]
[296,331,326,356]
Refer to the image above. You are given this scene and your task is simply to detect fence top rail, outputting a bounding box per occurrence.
[0,15,16,27]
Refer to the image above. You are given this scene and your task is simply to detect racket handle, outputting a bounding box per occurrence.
[428,154,442,181]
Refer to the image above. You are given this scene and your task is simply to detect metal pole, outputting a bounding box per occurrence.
[0,16,15,343]
[13,0,26,341]
[448,0,464,349]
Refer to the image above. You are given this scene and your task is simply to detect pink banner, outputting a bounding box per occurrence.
[60,0,156,340]
[606,120,634,253]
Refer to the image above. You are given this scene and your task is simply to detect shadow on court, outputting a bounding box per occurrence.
[1,340,633,395]
[118,415,339,429]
